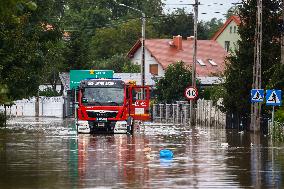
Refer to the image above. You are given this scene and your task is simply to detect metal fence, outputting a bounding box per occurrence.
[151,99,226,127]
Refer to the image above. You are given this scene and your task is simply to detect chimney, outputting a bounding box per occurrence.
[187,36,194,41]
[173,35,182,50]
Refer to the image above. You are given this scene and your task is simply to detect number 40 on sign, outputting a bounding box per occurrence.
[184,86,198,100]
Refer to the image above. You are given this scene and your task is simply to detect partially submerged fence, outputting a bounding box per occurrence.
[0,97,64,118]
[151,99,226,126]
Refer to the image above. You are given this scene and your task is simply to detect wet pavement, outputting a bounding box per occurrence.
[0,117,283,189]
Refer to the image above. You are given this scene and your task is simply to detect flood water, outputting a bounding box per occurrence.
[0,117,283,189]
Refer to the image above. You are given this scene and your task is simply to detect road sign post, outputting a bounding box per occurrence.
[250,89,264,132]
[266,90,282,130]
[185,87,198,100]
[185,87,198,126]
[251,89,264,103]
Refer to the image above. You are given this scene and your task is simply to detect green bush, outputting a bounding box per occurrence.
[39,88,61,97]
[0,112,5,127]
[155,61,192,103]
[271,122,284,142]
[275,107,284,123]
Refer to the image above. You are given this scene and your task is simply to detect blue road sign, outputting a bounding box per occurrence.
[251,89,264,103]
[266,90,282,106]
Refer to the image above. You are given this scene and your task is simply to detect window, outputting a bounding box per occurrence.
[230,26,232,33]
[225,41,230,52]
[234,26,237,33]
[208,59,217,66]
[197,59,206,66]
[149,64,158,75]
[82,87,124,106]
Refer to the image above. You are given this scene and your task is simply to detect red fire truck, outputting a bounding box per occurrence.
[76,78,150,134]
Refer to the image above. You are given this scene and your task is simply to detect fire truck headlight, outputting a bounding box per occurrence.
[115,121,127,128]
[77,120,90,133]
[77,120,89,127]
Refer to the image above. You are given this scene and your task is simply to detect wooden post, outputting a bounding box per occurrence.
[4,105,7,127]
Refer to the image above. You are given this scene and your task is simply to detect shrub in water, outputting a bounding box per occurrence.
[0,113,5,127]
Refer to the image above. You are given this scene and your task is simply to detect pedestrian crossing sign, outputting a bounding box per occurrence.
[266,90,282,106]
[251,89,264,103]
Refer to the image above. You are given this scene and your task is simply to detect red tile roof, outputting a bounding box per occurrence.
[212,15,241,40]
[127,38,228,77]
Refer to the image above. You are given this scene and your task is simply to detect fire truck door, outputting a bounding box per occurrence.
[129,86,150,121]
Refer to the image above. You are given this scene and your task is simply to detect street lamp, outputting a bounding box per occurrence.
[117,3,146,87]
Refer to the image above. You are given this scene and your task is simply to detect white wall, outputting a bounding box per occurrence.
[130,47,165,77]
[0,96,64,118]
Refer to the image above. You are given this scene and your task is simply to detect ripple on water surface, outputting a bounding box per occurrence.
[0,118,283,189]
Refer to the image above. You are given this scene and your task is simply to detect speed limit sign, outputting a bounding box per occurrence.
[184,86,198,100]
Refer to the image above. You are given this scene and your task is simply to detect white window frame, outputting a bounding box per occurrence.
[197,59,206,66]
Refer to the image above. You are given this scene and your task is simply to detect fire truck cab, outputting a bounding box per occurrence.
[76,78,150,134]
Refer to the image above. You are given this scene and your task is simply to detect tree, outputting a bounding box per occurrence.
[90,19,158,60]
[223,0,282,117]
[42,40,68,93]
[225,6,240,19]
[198,18,224,39]
[62,0,164,69]
[155,61,192,103]
[0,0,65,100]
[90,54,140,73]
[154,8,194,38]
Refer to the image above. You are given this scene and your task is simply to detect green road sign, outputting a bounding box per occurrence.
[70,70,114,89]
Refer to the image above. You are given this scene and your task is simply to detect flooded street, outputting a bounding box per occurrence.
[0,118,283,189]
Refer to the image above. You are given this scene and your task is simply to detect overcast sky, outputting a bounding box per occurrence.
[163,0,242,21]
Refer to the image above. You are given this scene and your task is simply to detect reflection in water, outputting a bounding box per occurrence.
[0,117,283,188]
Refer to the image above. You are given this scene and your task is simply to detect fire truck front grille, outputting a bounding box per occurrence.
[86,111,118,118]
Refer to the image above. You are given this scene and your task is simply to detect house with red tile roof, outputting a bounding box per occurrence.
[212,15,241,52]
[127,35,228,85]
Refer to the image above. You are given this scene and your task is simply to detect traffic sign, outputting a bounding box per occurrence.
[184,86,198,100]
[251,89,264,103]
[70,70,114,89]
[266,90,282,106]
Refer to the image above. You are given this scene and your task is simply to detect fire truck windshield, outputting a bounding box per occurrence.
[81,87,124,106]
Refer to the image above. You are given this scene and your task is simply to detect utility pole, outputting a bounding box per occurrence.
[141,13,146,88]
[190,0,198,126]
[281,0,284,65]
[116,2,145,88]
[250,0,262,132]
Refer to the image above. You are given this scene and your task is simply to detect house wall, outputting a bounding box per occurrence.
[216,21,240,53]
[130,47,165,77]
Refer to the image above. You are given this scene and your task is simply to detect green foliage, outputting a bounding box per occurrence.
[0,84,9,105]
[39,88,61,97]
[154,8,194,38]
[223,0,282,117]
[198,18,224,39]
[0,0,66,102]
[275,107,284,123]
[155,61,192,103]
[90,19,158,60]
[225,6,240,19]
[63,0,163,68]
[200,85,226,105]
[270,122,284,142]
[90,54,140,73]
[42,40,68,92]
[0,112,5,127]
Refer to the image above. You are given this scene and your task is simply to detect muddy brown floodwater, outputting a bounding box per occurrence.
[0,117,283,189]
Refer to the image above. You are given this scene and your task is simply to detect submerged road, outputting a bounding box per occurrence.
[0,117,283,189]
